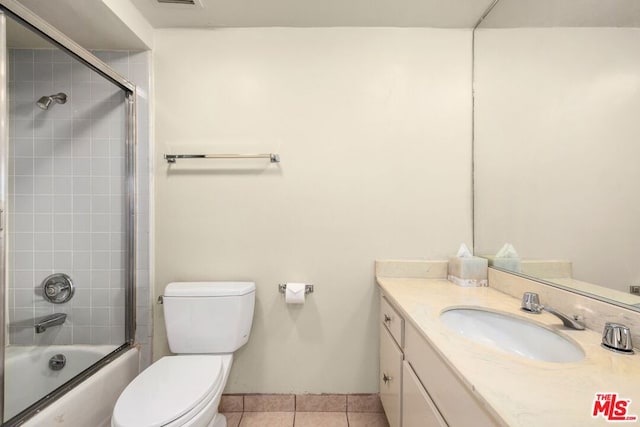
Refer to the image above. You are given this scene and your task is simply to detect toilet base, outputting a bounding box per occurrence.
[208,413,227,427]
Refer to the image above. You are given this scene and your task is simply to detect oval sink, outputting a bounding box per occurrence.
[440,307,584,363]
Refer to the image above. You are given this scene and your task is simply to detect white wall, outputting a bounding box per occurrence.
[474,28,640,293]
[153,28,472,393]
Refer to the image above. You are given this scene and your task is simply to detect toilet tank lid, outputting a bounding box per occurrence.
[165,281,255,297]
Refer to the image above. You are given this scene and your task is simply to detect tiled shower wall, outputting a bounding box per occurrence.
[6,48,151,364]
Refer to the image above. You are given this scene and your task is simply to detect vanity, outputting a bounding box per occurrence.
[377,261,640,427]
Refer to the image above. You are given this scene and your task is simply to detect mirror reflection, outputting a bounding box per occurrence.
[474,0,640,310]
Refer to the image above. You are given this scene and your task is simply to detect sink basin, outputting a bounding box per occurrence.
[440,307,584,363]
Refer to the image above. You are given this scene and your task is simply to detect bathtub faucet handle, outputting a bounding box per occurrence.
[42,273,75,304]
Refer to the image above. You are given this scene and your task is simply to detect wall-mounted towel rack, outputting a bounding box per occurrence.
[164,153,280,163]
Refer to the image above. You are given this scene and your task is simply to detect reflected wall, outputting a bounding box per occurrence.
[474,27,640,300]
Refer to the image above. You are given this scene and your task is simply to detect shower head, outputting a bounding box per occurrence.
[37,93,67,110]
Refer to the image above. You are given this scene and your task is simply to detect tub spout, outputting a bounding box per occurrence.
[34,313,67,333]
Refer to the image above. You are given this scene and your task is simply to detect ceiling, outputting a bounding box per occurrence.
[480,0,640,28]
[129,0,495,28]
[128,0,640,29]
[8,0,640,52]
[9,0,150,49]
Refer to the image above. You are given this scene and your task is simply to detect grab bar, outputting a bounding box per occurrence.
[164,153,280,164]
[34,313,67,334]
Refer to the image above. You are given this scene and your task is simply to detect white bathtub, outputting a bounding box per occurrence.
[4,345,137,424]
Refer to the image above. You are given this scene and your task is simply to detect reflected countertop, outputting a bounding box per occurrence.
[377,277,640,427]
[549,277,640,307]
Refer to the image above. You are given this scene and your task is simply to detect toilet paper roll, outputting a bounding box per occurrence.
[285,283,306,304]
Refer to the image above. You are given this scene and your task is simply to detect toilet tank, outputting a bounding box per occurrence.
[163,282,255,354]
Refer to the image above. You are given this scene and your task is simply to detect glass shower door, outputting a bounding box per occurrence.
[1,8,134,424]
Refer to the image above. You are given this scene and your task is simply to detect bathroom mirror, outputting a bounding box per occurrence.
[473,0,640,311]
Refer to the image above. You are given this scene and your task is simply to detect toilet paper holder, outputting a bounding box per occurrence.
[278,284,314,294]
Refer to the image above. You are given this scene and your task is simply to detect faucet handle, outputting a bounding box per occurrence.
[521,292,542,313]
[601,322,634,354]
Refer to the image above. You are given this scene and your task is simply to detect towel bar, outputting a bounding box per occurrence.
[164,153,280,163]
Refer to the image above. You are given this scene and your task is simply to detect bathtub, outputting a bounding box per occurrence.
[4,345,139,426]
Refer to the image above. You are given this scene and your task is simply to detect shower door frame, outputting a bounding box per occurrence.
[0,0,137,424]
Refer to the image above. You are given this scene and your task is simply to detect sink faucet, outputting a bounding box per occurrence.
[521,292,585,330]
[34,313,67,333]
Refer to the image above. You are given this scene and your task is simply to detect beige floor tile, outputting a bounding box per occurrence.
[347,412,390,427]
[296,394,347,412]
[244,394,295,412]
[239,412,294,427]
[294,412,348,427]
[223,412,243,427]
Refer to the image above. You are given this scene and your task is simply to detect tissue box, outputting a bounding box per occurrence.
[486,256,521,273]
[448,256,488,280]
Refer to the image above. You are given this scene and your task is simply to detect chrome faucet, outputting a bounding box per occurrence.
[521,292,585,330]
[34,313,67,333]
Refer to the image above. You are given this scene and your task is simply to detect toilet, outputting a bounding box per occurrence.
[112,281,256,427]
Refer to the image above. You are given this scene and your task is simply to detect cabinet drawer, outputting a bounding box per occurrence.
[405,323,499,427]
[380,326,402,427]
[381,297,404,348]
[402,361,447,427]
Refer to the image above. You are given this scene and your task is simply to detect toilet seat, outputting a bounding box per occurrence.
[112,355,224,427]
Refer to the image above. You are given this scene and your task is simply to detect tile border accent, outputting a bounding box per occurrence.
[296,394,346,412]
[219,394,244,412]
[347,394,385,413]
[244,394,295,412]
[219,394,383,413]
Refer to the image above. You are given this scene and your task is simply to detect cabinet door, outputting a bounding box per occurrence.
[402,361,448,427]
[404,323,499,427]
[380,326,402,427]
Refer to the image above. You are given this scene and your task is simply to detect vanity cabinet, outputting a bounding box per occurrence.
[402,361,447,427]
[381,296,404,346]
[380,297,403,427]
[380,325,402,427]
[380,292,499,427]
[404,321,498,427]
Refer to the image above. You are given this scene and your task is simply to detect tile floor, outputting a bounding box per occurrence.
[219,394,390,427]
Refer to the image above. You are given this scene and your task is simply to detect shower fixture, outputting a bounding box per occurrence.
[37,92,68,110]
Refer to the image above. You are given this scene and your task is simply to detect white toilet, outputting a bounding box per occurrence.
[112,281,256,427]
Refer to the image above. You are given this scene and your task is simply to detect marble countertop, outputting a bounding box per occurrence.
[377,277,639,427]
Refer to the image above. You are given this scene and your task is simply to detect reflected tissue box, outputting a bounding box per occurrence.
[486,256,522,273]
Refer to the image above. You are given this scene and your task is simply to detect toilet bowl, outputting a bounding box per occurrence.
[112,282,255,427]
[112,355,232,427]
